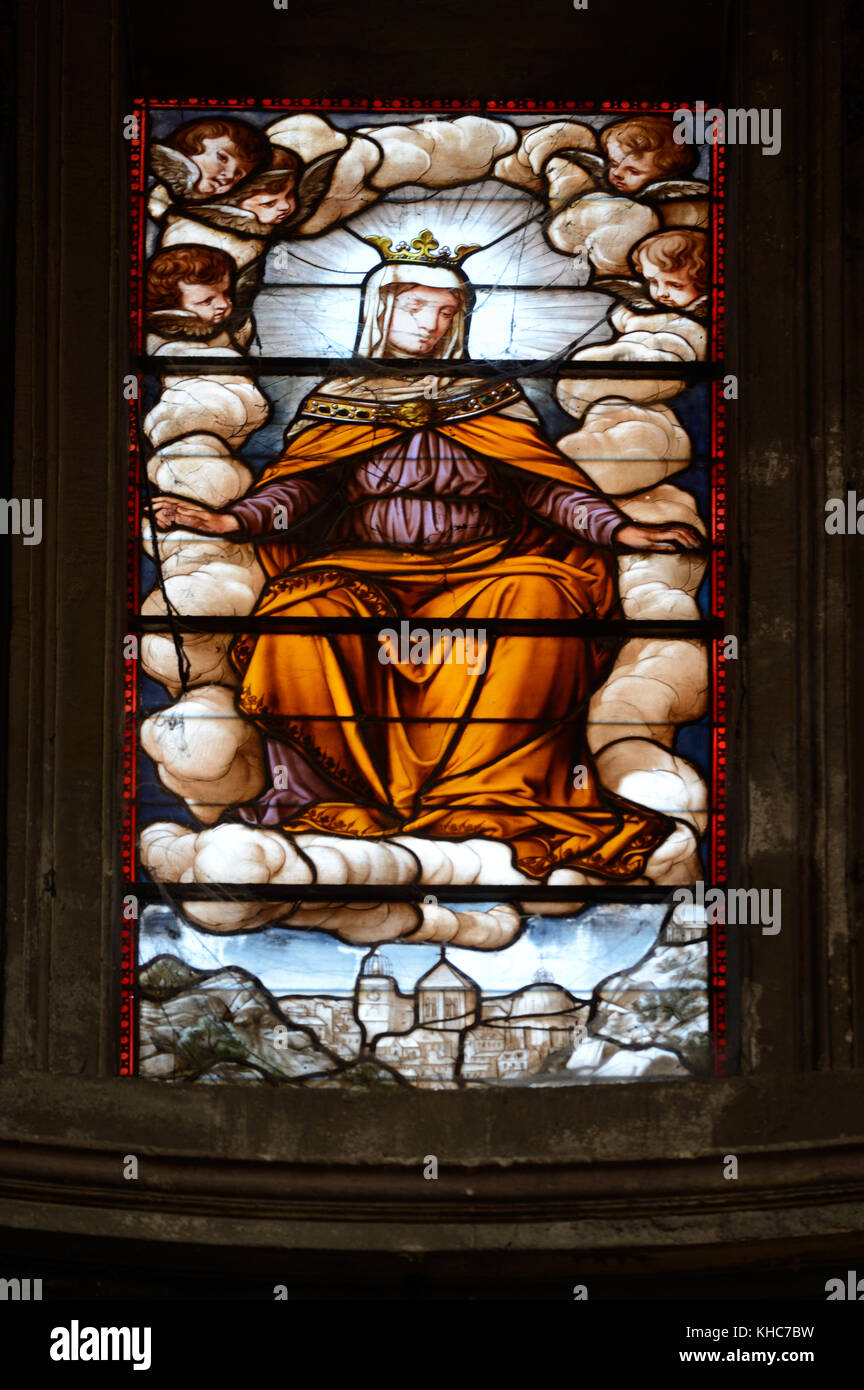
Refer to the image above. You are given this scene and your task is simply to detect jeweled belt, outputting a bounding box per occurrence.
[300,379,521,428]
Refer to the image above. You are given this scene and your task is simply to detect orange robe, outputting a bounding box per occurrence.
[231,411,672,880]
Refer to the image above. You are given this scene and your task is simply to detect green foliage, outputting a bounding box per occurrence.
[176,1014,249,1071]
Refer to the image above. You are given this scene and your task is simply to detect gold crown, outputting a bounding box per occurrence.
[363,228,481,268]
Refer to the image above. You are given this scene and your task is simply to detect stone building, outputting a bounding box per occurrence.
[354,952,415,1043]
[361,954,588,1083]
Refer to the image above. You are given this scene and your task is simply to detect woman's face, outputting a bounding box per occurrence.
[385,287,461,355]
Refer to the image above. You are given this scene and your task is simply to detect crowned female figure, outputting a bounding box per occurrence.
[153,230,700,881]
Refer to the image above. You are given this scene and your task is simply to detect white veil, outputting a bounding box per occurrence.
[355,262,472,359]
[289,252,526,426]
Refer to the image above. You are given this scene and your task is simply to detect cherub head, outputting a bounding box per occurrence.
[146,245,235,327]
[600,116,698,195]
[164,117,270,199]
[630,228,709,309]
[231,148,302,227]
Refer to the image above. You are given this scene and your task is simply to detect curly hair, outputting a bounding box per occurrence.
[630,229,710,296]
[145,245,235,315]
[600,115,697,179]
[234,146,301,199]
[165,117,270,174]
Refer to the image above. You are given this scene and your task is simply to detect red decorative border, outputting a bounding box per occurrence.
[137,98,715,112]
[711,139,726,363]
[709,132,728,1074]
[129,106,147,357]
[711,915,729,1074]
[120,395,141,1076]
[711,378,728,894]
[124,99,728,1082]
[121,100,147,1072]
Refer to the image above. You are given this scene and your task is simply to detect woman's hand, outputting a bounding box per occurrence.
[150,496,240,534]
[614,522,704,552]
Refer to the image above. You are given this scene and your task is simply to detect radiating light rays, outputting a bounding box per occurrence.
[471,288,614,360]
[251,285,614,361]
[253,286,362,356]
[265,227,380,284]
[257,180,602,360]
[265,185,578,289]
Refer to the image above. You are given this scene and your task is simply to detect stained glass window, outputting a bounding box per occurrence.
[123,100,726,1088]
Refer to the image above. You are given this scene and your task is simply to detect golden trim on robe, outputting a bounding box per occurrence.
[300,379,522,429]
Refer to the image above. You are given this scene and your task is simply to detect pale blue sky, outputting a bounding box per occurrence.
[139,901,668,996]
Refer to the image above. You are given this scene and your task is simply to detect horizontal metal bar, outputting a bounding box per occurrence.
[131,712,718,730]
[254,281,691,293]
[129,616,719,636]
[138,356,721,378]
[133,798,715,815]
[128,881,687,903]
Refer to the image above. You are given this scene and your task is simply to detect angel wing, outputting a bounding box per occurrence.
[232,259,264,315]
[639,178,710,202]
[283,150,342,233]
[683,294,709,323]
[591,277,655,311]
[553,148,608,184]
[185,202,264,235]
[149,144,202,200]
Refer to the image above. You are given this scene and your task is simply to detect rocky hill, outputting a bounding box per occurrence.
[138,955,341,1083]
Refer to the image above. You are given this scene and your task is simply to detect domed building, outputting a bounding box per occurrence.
[352,948,586,1083]
[415,950,479,1030]
[354,950,414,1042]
[505,976,579,1018]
